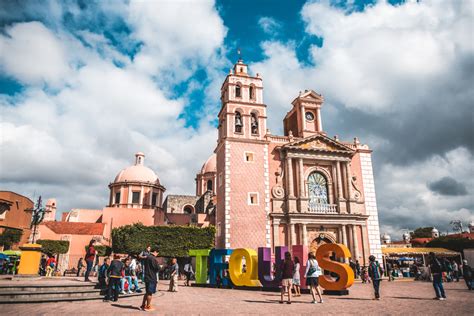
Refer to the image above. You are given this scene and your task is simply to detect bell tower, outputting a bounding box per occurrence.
[215,58,270,249]
[283,90,325,138]
[217,58,266,143]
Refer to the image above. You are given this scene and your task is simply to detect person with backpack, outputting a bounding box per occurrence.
[98,257,110,288]
[429,252,447,300]
[305,252,323,304]
[45,255,56,277]
[105,254,124,302]
[368,255,383,300]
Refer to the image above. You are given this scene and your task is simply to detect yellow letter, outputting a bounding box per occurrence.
[316,243,354,290]
[229,248,261,287]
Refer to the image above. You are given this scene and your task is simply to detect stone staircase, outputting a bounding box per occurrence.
[0,280,144,304]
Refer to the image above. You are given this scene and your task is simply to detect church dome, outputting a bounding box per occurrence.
[114,152,160,184]
[381,233,391,243]
[431,227,439,233]
[200,153,217,174]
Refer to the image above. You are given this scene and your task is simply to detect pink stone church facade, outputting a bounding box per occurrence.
[201,59,382,264]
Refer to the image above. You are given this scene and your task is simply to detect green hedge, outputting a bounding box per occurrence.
[84,245,112,257]
[37,239,70,255]
[0,228,23,248]
[426,236,474,253]
[112,223,215,257]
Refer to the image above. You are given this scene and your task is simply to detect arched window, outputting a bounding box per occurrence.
[235,84,241,98]
[235,111,243,133]
[249,86,254,100]
[183,205,193,214]
[250,112,258,135]
[207,179,213,191]
[307,172,328,205]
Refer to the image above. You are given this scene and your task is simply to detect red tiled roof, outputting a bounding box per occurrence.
[411,238,433,244]
[43,221,105,235]
[448,232,474,239]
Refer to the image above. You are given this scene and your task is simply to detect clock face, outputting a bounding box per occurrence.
[305,111,315,121]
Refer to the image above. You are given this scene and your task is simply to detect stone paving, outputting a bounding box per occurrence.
[2,279,473,315]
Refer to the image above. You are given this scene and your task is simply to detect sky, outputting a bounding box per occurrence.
[0,0,473,239]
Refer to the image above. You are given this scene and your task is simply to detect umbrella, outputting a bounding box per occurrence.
[398,257,415,261]
[0,253,9,260]
[2,250,21,256]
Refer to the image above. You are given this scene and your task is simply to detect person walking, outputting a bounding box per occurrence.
[184,260,194,286]
[292,256,301,297]
[368,255,383,300]
[355,260,361,279]
[98,258,110,288]
[45,255,56,277]
[140,248,161,312]
[279,251,294,304]
[77,258,84,277]
[462,260,473,290]
[84,239,96,282]
[168,258,179,292]
[105,254,124,302]
[429,252,447,300]
[305,252,323,304]
[139,245,151,282]
[452,261,459,282]
[386,261,394,281]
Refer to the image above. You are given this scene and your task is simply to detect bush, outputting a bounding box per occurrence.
[37,239,70,255]
[426,236,474,253]
[112,223,215,257]
[0,228,23,248]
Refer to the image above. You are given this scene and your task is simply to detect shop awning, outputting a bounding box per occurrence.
[382,247,459,257]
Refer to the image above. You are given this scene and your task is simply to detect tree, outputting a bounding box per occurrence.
[410,227,434,238]
[112,223,215,257]
[84,245,112,257]
[37,239,70,255]
[426,236,474,253]
[0,228,23,249]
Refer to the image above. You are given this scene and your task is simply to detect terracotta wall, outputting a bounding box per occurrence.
[0,191,33,248]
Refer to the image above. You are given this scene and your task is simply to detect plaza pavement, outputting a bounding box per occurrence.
[2,279,473,315]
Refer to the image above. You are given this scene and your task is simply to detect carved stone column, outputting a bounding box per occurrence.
[316,107,323,131]
[341,224,349,263]
[345,162,352,213]
[352,225,360,261]
[273,222,280,247]
[301,223,308,246]
[336,161,344,200]
[347,224,354,256]
[298,158,305,198]
[286,157,295,198]
[289,223,296,246]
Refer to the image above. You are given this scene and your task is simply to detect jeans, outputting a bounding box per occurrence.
[106,278,121,301]
[372,279,381,298]
[121,276,139,292]
[85,260,93,280]
[432,273,446,298]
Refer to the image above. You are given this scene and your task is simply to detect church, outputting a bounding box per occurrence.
[193,58,383,264]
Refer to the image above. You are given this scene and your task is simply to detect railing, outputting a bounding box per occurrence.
[308,202,338,214]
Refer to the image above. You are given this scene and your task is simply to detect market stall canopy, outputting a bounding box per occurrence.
[382,247,459,257]
[1,250,21,256]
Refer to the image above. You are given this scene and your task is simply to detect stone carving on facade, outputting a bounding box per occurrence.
[300,139,337,151]
[351,175,363,201]
[271,166,285,199]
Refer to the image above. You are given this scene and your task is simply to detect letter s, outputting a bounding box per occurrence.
[316,243,354,290]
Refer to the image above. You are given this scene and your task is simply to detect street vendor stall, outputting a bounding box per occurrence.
[382,247,461,280]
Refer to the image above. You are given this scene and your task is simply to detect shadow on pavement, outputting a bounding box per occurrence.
[390,296,435,301]
[111,304,141,310]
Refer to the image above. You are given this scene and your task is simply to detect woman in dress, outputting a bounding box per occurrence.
[292,256,301,297]
[305,252,323,304]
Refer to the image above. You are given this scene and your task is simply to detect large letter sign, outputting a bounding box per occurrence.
[316,243,354,291]
[189,249,210,284]
[229,248,261,287]
[209,248,233,286]
[257,246,288,287]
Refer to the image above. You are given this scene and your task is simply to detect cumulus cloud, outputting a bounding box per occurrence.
[428,176,468,196]
[0,1,225,215]
[250,0,474,236]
